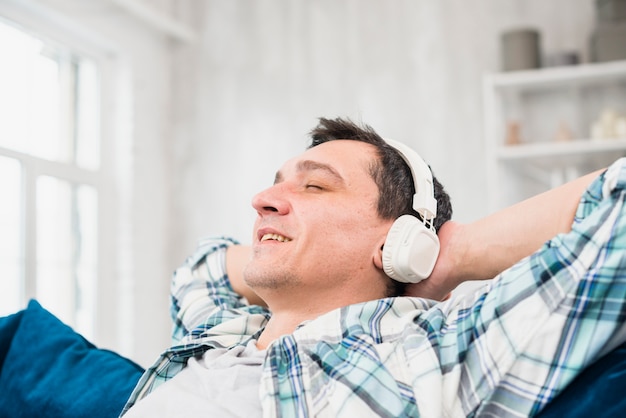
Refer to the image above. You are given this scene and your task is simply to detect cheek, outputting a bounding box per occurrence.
[300,198,382,243]
[325,214,383,251]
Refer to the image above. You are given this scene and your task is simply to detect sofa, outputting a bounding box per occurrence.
[1,299,625,417]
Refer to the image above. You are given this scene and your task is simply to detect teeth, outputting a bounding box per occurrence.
[261,233,291,242]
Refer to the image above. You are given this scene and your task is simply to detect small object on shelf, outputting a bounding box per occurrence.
[501,28,541,71]
[544,51,580,68]
[590,108,625,140]
[505,121,522,146]
[554,122,574,142]
[591,0,626,62]
[591,22,626,62]
[596,0,626,23]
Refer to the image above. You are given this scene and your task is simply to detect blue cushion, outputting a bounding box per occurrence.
[536,341,626,417]
[0,300,144,418]
[0,308,23,371]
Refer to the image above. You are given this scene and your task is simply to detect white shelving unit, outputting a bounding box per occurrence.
[483,60,626,213]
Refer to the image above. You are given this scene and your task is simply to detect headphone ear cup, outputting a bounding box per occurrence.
[382,215,440,284]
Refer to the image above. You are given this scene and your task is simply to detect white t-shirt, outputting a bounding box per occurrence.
[124,340,265,417]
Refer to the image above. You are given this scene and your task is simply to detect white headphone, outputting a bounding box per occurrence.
[381,138,440,284]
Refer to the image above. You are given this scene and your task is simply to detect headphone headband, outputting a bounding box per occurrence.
[384,138,437,227]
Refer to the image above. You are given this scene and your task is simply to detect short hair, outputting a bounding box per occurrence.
[309,117,452,229]
[308,117,453,296]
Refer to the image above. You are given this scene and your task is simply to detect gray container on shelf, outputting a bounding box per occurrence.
[591,22,626,62]
[501,28,541,71]
[596,0,626,22]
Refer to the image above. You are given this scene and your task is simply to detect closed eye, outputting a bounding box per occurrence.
[305,184,324,191]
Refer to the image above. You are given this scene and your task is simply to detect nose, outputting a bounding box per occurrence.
[251,183,290,216]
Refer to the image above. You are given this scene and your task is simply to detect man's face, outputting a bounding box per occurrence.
[244,140,393,299]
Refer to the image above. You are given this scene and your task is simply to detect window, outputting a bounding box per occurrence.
[0,156,21,314]
[0,18,101,339]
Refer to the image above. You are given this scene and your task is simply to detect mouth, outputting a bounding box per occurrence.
[260,233,292,243]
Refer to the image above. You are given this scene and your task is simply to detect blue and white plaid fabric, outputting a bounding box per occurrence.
[122,158,626,417]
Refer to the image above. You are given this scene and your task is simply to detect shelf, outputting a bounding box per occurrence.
[484,60,626,212]
[498,137,626,159]
[496,138,626,167]
[485,60,626,91]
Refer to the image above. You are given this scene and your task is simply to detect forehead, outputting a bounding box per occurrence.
[280,140,379,180]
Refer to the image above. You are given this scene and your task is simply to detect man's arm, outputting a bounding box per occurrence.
[226,245,267,307]
[408,168,605,300]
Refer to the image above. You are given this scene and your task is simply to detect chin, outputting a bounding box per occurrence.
[245,268,297,291]
[244,264,273,286]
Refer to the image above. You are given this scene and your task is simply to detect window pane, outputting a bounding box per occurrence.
[0,157,22,316]
[0,19,100,169]
[75,60,101,170]
[75,184,98,334]
[36,177,98,338]
[0,20,60,159]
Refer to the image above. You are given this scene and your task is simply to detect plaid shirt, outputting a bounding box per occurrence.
[122,158,626,417]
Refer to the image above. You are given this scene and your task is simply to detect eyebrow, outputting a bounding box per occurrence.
[274,159,345,185]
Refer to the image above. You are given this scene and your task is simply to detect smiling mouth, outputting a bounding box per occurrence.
[260,233,292,242]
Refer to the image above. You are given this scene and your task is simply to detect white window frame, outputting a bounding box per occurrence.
[0,1,132,353]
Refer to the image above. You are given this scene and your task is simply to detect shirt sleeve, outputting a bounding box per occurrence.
[169,236,247,343]
[433,158,626,416]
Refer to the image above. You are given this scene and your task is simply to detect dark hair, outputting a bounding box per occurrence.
[308,117,453,296]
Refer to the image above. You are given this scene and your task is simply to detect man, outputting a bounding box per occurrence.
[122,117,626,417]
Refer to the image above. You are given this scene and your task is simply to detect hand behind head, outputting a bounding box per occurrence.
[404,221,463,301]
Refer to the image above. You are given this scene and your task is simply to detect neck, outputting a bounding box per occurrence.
[252,271,391,349]
[255,289,347,349]
[256,309,315,349]
[255,289,388,349]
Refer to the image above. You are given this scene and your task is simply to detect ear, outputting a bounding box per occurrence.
[373,234,387,271]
